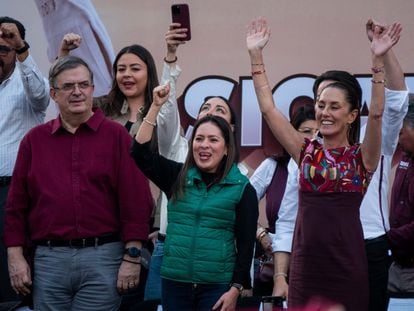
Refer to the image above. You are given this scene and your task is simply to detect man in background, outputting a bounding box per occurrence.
[0,16,49,304]
[388,97,414,295]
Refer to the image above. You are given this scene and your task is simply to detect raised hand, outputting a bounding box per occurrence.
[371,22,402,57]
[58,33,82,57]
[0,23,25,50]
[62,33,81,51]
[166,23,187,55]
[365,18,386,42]
[246,17,271,52]
[153,83,170,107]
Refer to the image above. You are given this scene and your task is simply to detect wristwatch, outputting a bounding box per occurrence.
[15,41,30,55]
[230,283,244,294]
[124,247,141,258]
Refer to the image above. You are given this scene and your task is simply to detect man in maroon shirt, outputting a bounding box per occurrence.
[3,56,153,310]
[388,96,414,294]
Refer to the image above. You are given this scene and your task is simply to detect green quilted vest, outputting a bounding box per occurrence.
[161,164,249,284]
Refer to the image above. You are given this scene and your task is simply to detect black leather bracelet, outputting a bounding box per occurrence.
[164,56,177,64]
[122,258,141,265]
[15,41,30,55]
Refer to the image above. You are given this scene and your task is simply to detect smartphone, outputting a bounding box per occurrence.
[261,296,284,311]
[171,4,191,41]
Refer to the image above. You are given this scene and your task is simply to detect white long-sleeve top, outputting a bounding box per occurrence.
[360,88,409,239]
[250,157,278,201]
[157,62,188,234]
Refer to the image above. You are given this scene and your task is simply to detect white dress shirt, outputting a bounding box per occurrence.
[157,62,188,234]
[0,56,49,176]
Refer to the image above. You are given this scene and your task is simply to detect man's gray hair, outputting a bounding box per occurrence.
[405,94,414,129]
[49,56,94,88]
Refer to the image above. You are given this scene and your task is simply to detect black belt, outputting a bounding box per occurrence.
[0,176,11,187]
[364,233,388,245]
[158,233,166,242]
[35,233,120,248]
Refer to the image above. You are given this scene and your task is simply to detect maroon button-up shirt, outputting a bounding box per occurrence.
[388,154,414,260]
[4,109,153,246]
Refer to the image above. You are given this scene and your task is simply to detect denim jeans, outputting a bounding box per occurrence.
[161,278,229,311]
[33,242,123,311]
[144,239,164,300]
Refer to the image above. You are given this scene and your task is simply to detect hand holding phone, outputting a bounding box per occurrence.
[171,4,191,41]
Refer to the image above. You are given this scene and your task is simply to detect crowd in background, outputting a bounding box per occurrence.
[0,4,413,311]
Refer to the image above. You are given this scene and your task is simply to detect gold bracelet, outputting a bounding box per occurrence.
[256,227,267,238]
[143,117,156,127]
[274,272,288,278]
[371,79,386,84]
[257,84,270,90]
[257,230,268,242]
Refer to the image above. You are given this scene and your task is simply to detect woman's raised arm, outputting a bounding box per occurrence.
[247,17,303,163]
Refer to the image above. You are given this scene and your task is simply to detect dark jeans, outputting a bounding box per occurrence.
[0,186,19,303]
[365,234,391,311]
[144,239,164,300]
[162,278,229,311]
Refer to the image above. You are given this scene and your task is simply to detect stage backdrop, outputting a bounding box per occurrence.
[3,0,414,225]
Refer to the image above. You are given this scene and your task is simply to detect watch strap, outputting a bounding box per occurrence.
[124,247,141,258]
[15,41,30,55]
[230,283,244,293]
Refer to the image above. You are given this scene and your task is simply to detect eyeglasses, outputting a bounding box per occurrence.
[0,45,13,56]
[53,81,93,92]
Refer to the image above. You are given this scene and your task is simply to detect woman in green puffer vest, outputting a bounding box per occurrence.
[131,84,258,311]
